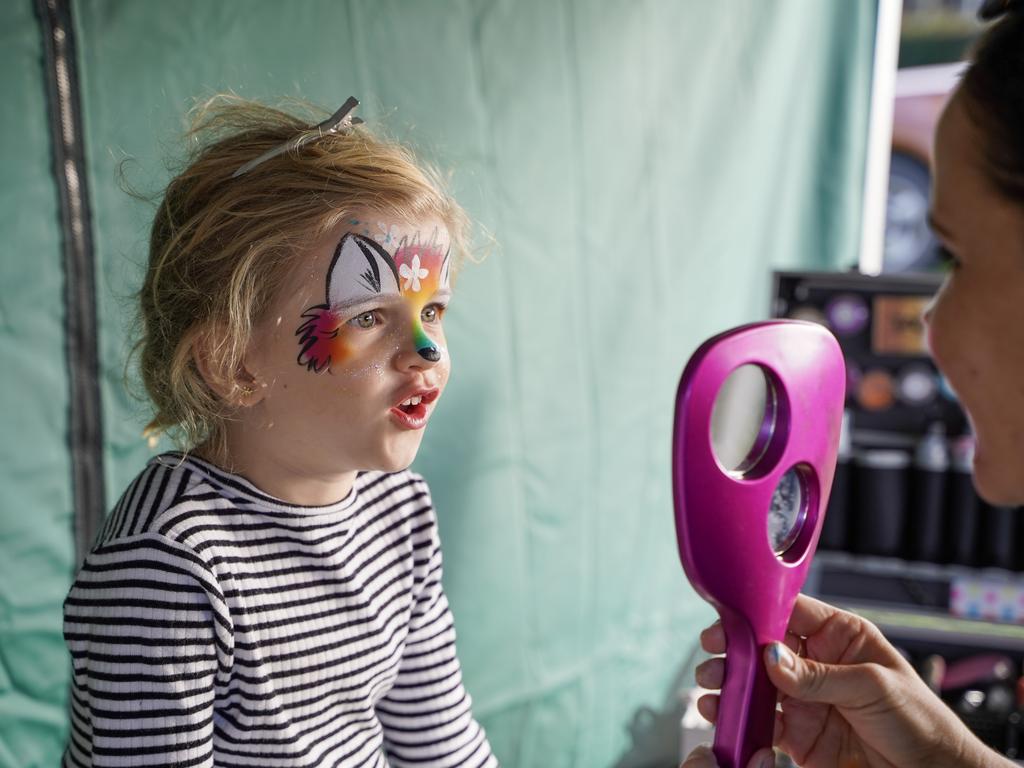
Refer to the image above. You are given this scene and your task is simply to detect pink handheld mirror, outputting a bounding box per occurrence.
[672,320,846,768]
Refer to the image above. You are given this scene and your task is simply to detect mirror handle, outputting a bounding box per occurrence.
[712,610,778,768]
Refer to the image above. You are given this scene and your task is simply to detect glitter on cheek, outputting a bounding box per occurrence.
[329,335,399,383]
[337,356,389,382]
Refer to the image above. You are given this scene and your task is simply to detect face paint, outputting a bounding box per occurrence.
[295,228,451,372]
[393,233,451,362]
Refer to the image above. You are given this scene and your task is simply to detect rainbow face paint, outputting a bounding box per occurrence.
[296,228,451,372]
[393,236,450,361]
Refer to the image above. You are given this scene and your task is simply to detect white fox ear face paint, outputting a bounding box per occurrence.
[296,220,452,373]
[327,234,402,307]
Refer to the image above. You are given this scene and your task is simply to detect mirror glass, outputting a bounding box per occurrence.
[710,364,774,474]
[768,467,806,556]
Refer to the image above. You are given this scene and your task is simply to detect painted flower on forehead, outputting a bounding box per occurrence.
[377,221,398,246]
[295,230,451,372]
[399,255,428,293]
[393,238,449,299]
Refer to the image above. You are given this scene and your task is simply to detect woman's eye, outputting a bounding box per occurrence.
[348,311,378,329]
[936,245,961,272]
[421,304,446,323]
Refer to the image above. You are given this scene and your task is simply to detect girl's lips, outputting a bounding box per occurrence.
[389,388,439,430]
[389,403,430,430]
[392,387,440,408]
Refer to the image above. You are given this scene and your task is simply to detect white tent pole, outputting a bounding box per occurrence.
[859,0,904,276]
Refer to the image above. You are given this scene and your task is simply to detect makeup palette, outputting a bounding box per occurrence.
[772,271,966,439]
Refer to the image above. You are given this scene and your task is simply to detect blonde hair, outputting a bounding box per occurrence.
[137,94,471,460]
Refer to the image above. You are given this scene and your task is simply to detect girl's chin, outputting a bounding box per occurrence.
[373,440,423,474]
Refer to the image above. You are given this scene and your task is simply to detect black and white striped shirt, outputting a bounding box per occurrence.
[63,453,497,767]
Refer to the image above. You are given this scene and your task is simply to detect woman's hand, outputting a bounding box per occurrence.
[688,594,1011,768]
[679,743,774,768]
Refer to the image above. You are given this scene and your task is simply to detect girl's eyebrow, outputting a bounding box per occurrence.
[328,295,401,314]
[326,288,452,314]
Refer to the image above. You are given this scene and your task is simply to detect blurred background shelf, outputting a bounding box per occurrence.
[808,551,1024,652]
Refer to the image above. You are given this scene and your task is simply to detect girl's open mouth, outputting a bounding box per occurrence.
[389,388,440,429]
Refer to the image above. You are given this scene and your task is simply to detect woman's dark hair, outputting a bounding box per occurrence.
[960,12,1024,202]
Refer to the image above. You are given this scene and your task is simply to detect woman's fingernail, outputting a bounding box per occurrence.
[767,642,794,670]
[761,751,776,768]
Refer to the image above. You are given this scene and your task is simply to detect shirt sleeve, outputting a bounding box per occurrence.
[375,492,498,768]
[62,534,232,768]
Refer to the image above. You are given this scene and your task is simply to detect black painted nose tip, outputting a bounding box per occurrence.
[417,346,441,362]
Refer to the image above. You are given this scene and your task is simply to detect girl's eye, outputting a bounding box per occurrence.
[348,311,378,329]
[936,245,961,272]
[421,304,446,323]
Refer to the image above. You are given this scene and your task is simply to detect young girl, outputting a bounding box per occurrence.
[62,95,497,768]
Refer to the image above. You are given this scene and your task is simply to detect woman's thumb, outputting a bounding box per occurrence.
[679,743,717,767]
[764,642,886,709]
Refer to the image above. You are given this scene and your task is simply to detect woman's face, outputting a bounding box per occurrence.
[925,89,1024,505]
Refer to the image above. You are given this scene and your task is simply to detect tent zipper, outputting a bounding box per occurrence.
[35,0,106,568]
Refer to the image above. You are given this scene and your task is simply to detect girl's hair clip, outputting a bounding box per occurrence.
[978,0,1023,20]
[231,96,363,178]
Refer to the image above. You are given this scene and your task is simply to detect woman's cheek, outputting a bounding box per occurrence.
[923,282,953,368]
[924,285,972,408]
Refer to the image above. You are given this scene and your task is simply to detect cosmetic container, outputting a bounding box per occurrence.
[821,410,852,550]
[980,501,1017,570]
[907,422,948,562]
[945,434,980,566]
[852,448,910,557]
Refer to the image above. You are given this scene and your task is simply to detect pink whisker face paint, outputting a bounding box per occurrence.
[295,226,451,373]
[295,306,350,373]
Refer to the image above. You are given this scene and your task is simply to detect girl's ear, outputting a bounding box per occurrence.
[193,329,265,407]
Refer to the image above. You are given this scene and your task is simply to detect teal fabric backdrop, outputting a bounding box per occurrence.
[1,1,876,765]
[0,2,75,766]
